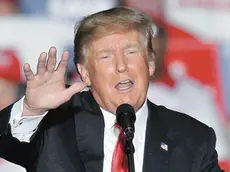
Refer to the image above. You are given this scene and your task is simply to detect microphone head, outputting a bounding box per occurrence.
[116,104,136,126]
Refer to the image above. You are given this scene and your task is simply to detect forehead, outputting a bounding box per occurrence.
[89,31,145,52]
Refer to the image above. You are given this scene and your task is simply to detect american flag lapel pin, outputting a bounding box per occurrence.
[160,142,168,151]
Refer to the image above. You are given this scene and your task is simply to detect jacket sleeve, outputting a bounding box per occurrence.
[199,127,224,172]
[0,104,41,170]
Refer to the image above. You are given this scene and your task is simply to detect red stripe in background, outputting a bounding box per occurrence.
[156,23,228,123]
[219,161,230,172]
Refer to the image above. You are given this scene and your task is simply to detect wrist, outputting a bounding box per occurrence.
[22,99,47,116]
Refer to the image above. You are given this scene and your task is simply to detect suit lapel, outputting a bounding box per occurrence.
[57,113,86,172]
[73,91,105,172]
[142,100,175,172]
[38,98,86,172]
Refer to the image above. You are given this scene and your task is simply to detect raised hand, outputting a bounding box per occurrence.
[22,47,87,116]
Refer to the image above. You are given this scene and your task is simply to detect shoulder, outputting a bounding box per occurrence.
[148,102,221,171]
[148,100,215,141]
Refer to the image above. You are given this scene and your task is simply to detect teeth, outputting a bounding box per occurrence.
[116,79,133,91]
[118,86,131,90]
[119,79,130,84]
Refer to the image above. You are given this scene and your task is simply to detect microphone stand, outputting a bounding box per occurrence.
[116,103,136,172]
[124,134,135,172]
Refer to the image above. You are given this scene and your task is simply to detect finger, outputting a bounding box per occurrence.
[24,63,35,81]
[37,52,47,75]
[56,51,70,73]
[64,82,87,99]
[47,47,57,73]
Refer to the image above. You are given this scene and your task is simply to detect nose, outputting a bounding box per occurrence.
[115,54,127,73]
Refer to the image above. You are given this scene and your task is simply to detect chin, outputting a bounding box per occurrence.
[120,95,139,106]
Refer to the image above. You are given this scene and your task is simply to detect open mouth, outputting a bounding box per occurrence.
[115,79,134,91]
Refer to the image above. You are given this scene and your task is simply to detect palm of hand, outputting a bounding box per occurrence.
[22,47,86,115]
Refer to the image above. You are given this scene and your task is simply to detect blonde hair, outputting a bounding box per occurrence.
[73,7,157,72]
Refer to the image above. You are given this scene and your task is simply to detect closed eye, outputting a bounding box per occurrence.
[129,51,136,54]
[125,49,139,56]
[100,55,110,59]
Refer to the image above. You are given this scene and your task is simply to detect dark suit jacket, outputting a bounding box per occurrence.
[0,91,223,172]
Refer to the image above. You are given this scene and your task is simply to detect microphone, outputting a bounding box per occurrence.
[116,104,136,141]
[116,104,136,172]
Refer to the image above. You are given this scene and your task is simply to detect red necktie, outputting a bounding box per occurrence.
[111,125,128,172]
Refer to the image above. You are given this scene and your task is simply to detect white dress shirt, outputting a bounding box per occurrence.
[9,97,148,171]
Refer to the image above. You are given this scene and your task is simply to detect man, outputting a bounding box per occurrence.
[0,7,223,172]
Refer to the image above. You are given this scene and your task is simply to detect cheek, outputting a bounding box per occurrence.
[129,57,149,74]
[93,60,115,73]
[131,62,150,86]
[89,64,114,87]
[88,60,111,77]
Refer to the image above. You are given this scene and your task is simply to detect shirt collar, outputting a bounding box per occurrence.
[100,99,148,134]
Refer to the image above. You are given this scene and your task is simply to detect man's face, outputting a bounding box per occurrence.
[78,31,155,114]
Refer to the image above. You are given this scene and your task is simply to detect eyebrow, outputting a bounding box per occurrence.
[95,49,113,56]
[123,43,140,49]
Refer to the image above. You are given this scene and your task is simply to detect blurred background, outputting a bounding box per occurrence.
[0,0,229,171]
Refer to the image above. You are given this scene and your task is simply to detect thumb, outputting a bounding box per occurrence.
[64,82,87,99]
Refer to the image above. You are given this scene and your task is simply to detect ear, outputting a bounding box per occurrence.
[77,64,91,86]
[148,60,155,76]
